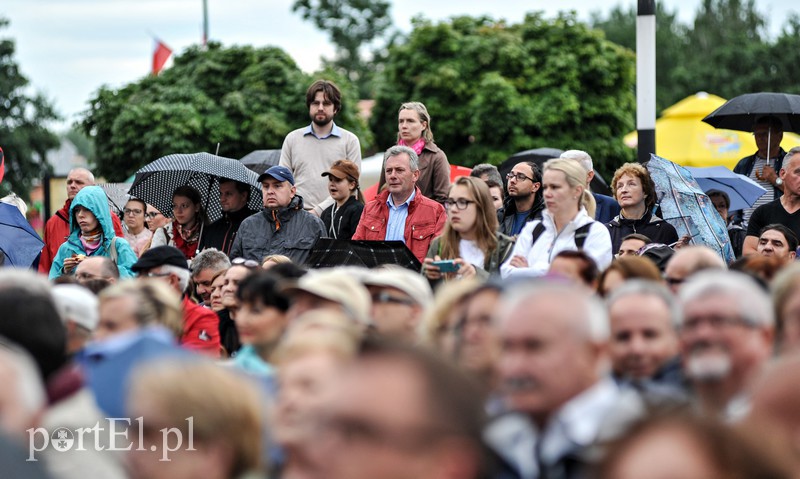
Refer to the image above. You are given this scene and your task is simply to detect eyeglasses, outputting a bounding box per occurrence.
[372,291,416,306]
[443,198,475,211]
[145,212,162,219]
[232,258,260,269]
[141,271,172,278]
[682,315,752,332]
[664,276,685,286]
[506,172,535,183]
[123,208,143,216]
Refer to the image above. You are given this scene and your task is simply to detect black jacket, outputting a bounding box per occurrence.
[199,207,258,255]
[607,211,679,253]
[499,195,545,237]
[321,196,364,240]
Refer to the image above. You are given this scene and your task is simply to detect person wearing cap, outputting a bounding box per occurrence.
[352,145,446,263]
[320,159,364,240]
[362,265,433,342]
[131,245,221,356]
[230,165,325,265]
[51,284,99,355]
[198,180,258,255]
[280,79,362,216]
[283,268,372,327]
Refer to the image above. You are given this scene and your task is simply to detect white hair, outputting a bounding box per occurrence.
[560,149,593,173]
[606,279,682,329]
[0,341,46,418]
[0,193,27,217]
[0,269,51,296]
[160,264,191,293]
[679,271,773,328]
[499,280,609,342]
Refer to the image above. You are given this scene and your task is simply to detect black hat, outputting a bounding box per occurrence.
[131,245,189,272]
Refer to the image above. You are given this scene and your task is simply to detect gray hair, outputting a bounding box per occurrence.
[560,149,593,173]
[0,269,51,296]
[469,163,503,185]
[384,145,420,172]
[0,340,46,419]
[160,264,191,293]
[498,280,609,342]
[606,279,682,329]
[68,167,96,184]
[190,248,231,278]
[784,146,800,167]
[679,271,773,328]
[0,193,27,217]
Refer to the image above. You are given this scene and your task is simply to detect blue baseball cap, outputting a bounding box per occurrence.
[258,165,295,185]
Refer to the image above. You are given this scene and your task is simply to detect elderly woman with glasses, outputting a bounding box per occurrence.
[422,177,515,283]
[122,198,152,257]
[150,185,207,260]
[500,158,613,278]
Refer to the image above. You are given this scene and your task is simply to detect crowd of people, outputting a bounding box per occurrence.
[2,79,800,479]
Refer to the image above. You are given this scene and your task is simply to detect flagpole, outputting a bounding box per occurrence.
[203,0,209,46]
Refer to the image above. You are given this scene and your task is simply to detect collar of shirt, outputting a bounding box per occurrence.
[303,122,342,139]
[387,189,416,210]
[538,378,620,463]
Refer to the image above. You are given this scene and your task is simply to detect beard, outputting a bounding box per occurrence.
[311,112,333,127]
[685,349,732,382]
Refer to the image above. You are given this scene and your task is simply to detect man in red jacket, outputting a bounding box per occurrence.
[130,246,221,357]
[353,145,445,262]
[38,167,124,274]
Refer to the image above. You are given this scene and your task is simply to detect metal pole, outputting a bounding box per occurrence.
[636,0,656,164]
[203,0,209,46]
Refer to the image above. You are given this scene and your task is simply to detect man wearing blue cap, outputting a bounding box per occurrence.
[229,165,325,264]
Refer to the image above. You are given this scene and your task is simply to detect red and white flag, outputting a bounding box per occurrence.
[152,39,173,75]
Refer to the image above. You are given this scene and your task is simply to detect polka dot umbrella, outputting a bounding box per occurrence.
[128,152,262,223]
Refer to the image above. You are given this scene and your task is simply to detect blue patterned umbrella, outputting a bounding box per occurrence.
[647,154,735,263]
[128,152,262,223]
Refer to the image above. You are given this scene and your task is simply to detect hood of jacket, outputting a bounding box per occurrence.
[264,194,305,224]
[68,186,116,242]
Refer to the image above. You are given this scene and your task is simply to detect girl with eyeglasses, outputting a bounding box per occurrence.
[422,177,515,283]
[122,198,152,257]
[150,185,207,260]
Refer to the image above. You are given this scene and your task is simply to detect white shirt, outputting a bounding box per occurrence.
[459,238,485,268]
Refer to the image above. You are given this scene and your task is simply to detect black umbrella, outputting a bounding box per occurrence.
[702,92,800,133]
[128,152,262,224]
[240,149,281,174]
[306,238,422,272]
[499,147,612,196]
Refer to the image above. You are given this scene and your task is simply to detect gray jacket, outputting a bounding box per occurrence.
[230,195,325,265]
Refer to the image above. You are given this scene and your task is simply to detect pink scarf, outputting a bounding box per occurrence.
[399,138,425,156]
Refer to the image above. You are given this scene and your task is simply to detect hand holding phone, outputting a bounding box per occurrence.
[431,260,460,273]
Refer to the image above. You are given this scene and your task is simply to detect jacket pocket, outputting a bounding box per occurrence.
[408,223,436,259]
[360,215,385,241]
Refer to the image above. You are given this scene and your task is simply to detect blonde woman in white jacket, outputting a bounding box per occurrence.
[500,158,612,278]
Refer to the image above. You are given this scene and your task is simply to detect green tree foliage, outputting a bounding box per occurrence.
[591,0,800,112]
[0,17,60,198]
[370,13,636,179]
[81,42,370,181]
[292,0,393,98]
[590,4,688,113]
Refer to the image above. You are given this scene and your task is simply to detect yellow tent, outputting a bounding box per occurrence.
[624,92,800,170]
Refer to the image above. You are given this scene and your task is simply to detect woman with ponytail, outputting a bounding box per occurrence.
[320,159,364,240]
[500,158,612,278]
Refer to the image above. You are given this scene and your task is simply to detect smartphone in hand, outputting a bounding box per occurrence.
[431,260,459,273]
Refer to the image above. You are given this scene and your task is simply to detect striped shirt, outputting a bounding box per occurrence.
[744,155,775,224]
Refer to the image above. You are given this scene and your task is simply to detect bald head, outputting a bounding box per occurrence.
[664,246,726,293]
[66,168,96,200]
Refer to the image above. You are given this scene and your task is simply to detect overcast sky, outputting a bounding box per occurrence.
[2,0,796,130]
